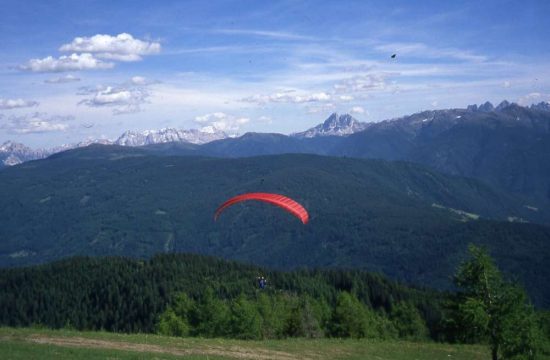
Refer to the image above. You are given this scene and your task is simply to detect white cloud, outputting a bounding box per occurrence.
[502,81,511,88]
[212,28,315,41]
[0,112,73,134]
[242,91,331,104]
[517,92,550,106]
[20,53,113,72]
[129,76,159,86]
[0,98,39,109]
[258,115,273,124]
[45,74,81,84]
[19,33,159,74]
[194,112,249,133]
[78,85,150,115]
[334,73,388,93]
[350,106,366,114]
[306,103,336,114]
[339,95,354,101]
[59,33,161,62]
[77,76,157,115]
[431,101,439,107]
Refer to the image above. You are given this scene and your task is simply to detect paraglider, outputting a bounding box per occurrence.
[257,276,267,289]
[214,192,309,224]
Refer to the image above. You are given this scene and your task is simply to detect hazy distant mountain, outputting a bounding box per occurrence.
[335,101,550,203]
[530,101,550,112]
[115,127,228,146]
[0,141,51,167]
[199,132,342,157]
[292,113,369,138]
[0,127,228,168]
[2,101,550,205]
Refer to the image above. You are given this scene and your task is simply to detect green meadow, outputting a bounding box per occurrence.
[0,327,498,360]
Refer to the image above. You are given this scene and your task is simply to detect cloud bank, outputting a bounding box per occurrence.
[0,112,73,134]
[0,98,39,109]
[20,53,114,72]
[59,33,161,62]
[194,112,249,133]
[19,33,160,73]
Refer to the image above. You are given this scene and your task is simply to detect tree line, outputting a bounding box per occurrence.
[157,289,429,341]
[0,247,548,359]
[0,252,437,333]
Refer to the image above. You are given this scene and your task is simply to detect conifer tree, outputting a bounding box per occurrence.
[451,245,540,360]
[229,294,261,339]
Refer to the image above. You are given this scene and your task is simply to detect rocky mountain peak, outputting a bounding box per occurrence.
[0,141,32,153]
[530,102,550,112]
[292,113,368,138]
[496,100,511,111]
[478,101,494,112]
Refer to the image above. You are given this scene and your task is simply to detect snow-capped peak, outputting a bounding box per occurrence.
[0,141,32,153]
[291,113,369,138]
[114,127,228,146]
[0,141,52,166]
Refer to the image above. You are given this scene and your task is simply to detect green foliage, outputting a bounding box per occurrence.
[280,294,325,338]
[390,302,430,341]
[300,296,330,338]
[499,287,542,360]
[375,312,399,340]
[256,292,286,339]
[447,245,542,359]
[156,290,397,340]
[538,311,550,356]
[228,294,261,339]
[283,301,305,337]
[330,292,380,339]
[157,308,189,337]
[171,293,194,322]
[157,292,193,337]
[538,311,550,340]
[190,288,229,337]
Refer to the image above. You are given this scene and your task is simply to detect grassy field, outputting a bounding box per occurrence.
[0,327,497,360]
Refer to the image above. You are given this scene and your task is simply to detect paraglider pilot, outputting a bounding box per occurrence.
[257,276,267,289]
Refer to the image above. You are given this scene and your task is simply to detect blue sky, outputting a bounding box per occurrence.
[1,0,549,148]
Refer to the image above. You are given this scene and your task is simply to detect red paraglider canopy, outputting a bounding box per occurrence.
[214,192,309,224]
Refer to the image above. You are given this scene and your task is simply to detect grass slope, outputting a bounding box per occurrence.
[0,327,496,360]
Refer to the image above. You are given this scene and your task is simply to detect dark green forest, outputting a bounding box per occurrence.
[0,253,439,335]
[1,148,549,307]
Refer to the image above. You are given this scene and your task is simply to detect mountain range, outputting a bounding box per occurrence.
[0,127,228,167]
[137,101,550,207]
[3,101,550,218]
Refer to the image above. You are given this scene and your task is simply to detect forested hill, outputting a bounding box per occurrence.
[0,253,440,335]
[0,146,549,306]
